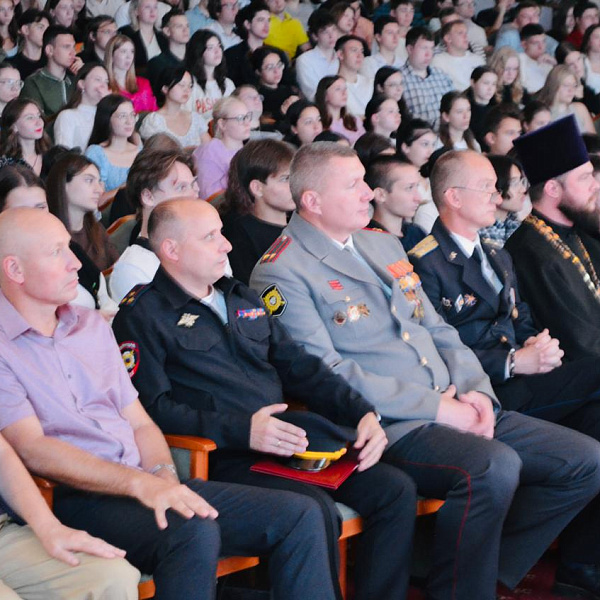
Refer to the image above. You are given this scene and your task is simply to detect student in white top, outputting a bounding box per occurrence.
[451,0,487,56]
[361,16,404,80]
[518,24,554,94]
[185,29,235,122]
[207,0,242,49]
[389,0,413,63]
[54,62,110,150]
[431,20,484,91]
[296,10,339,101]
[336,34,371,118]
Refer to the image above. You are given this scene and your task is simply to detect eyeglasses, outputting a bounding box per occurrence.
[222,112,253,123]
[114,111,137,121]
[0,78,23,90]
[262,60,284,71]
[384,81,403,89]
[509,176,528,189]
[451,186,501,202]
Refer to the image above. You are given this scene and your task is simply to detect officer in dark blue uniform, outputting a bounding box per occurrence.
[112,198,418,600]
[409,148,600,599]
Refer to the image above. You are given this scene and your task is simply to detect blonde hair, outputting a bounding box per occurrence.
[537,64,577,107]
[488,46,524,105]
[105,34,138,94]
[212,96,247,139]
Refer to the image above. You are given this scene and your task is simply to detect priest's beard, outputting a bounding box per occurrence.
[560,200,600,234]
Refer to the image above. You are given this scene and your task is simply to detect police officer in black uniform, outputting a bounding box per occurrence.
[112,198,418,600]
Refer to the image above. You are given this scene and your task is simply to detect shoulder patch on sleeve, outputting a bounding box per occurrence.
[119,284,150,307]
[260,284,287,317]
[119,341,140,378]
[407,235,439,259]
[363,226,389,234]
[259,235,291,264]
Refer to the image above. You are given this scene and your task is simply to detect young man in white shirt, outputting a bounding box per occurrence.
[336,34,371,118]
[296,10,339,101]
[518,23,553,94]
[360,16,404,80]
[431,19,484,91]
[452,0,487,56]
[207,0,241,49]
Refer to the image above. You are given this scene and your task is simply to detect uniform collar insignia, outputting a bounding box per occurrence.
[177,313,199,328]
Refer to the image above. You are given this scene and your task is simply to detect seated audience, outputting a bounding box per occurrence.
[336,34,371,118]
[206,0,241,49]
[431,20,484,91]
[521,98,551,132]
[488,45,527,105]
[233,83,283,140]
[249,140,600,600]
[225,1,271,87]
[220,138,295,283]
[566,1,599,50]
[372,66,410,121]
[482,104,522,155]
[185,0,214,35]
[398,117,437,232]
[366,154,425,250]
[53,62,110,150]
[0,430,140,600]
[283,98,323,146]
[118,0,169,72]
[537,64,595,134]
[85,94,141,193]
[139,65,210,147]
[21,25,77,118]
[330,1,354,38]
[109,146,197,302]
[0,62,22,117]
[78,15,118,63]
[8,9,49,79]
[252,45,298,127]
[146,9,188,96]
[518,24,554,95]
[361,16,404,81]
[436,90,480,151]
[105,34,158,113]
[46,152,119,271]
[582,23,600,95]
[193,96,250,198]
[296,10,339,101]
[0,98,50,175]
[478,153,528,245]
[45,0,76,29]
[354,131,395,167]
[364,93,401,144]
[388,0,414,63]
[466,65,498,147]
[451,0,487,55]
[0,0,18,58]
[0,163,47,210]
[184,29,235,122]
[315,74,366,146]
[400,26,453,130]
[263,0,310,59]
[0,207,337,600]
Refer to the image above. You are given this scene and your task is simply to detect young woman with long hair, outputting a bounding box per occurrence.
[0,98,51,175]
[315,75,365,146]
[436,90,480,151]
[488,46,526,106]
[184,29,235,122]
[0,0,18,56]
[220,138,295,284]
[0,62,23,116]
[284,98,323,147]
[85,94,141,194]
[53,62,110,150]
[104,33,158,113]
[364,94,401,144]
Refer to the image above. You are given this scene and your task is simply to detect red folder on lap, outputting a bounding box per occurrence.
[250,454,359,489]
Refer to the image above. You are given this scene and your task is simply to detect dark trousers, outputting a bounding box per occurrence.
[54,478,336,600]
[383,410,600,600]
[495,357,600,564]
[211,457,416,600]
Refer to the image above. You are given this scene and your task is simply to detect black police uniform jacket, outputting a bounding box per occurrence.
[112,267,375,454]
[409,218,538,385]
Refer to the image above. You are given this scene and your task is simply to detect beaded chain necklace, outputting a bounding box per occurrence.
[525,213,600,303]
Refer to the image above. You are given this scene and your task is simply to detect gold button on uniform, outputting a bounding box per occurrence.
[420,356,428,366]
[402,332,410,341]
[434,385,440,391]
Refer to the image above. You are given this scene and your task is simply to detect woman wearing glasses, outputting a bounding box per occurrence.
[193,96,251,199]
[85,94,141,196]
[185,29,235,124]
[479,154,529,246]
[0,98,50,176]
[252,45,298,130]
[0,62,22,117]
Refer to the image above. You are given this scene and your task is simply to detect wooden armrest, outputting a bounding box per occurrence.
[33,476,57,510]
[164,435,217,452]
